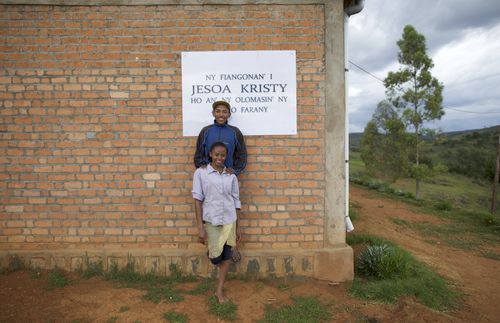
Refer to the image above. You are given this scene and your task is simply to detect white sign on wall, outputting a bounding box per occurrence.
[181,50,297,136]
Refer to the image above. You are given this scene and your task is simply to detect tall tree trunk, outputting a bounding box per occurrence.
[413,71,420,199]
[491,131,500,214]
[415,124,420,199]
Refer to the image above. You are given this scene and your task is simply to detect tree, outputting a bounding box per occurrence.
[384,25,444,198]
[360,100,409,182]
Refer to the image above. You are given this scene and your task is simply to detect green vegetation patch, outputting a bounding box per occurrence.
[260,296,331,323]
[208,296,238,321]
[29,267,43,279]
[105,261,196,289]
[351,159,500,253]
[1,254,26,274]
[392,208,500,251]
[143,286,184,304]
[105,260,196,304]
[47,268,71,290]
[163,311,189,323]
[481,251,500,261]
[356,244,412,280]
[118,306,130,313]
[82,260,104,279]
[348,234,458,310]
[349,203,361,221]
[186,278,214,295]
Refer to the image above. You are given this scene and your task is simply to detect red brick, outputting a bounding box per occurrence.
[0,4,327,254]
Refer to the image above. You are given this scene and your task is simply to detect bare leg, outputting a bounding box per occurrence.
[215,260,231,303]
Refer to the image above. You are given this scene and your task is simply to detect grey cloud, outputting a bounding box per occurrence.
[348,0,500,71]
[347,0,500,133]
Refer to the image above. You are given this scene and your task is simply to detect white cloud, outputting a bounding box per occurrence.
[348,86,363,98]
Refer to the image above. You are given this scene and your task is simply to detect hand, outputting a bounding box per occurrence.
[236,226,242,243]
[198,227,207,245]
[225,167,235,174]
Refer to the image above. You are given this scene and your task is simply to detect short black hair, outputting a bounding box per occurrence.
[209,141,228,153]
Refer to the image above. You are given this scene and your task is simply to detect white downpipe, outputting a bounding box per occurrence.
[344,13,354,232]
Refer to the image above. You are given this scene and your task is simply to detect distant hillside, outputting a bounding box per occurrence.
[349,132,363,149]
[427,125,499,180]
[350,125,500,150]
[350,125,500,180]
[439,125,500,139]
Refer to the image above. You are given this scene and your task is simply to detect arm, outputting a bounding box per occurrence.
[236,209,241,243]
[231,126,247,176]
[231,175,242,242]
[194,127,208,168]
[192,169,206,244]
[194,199,207,245]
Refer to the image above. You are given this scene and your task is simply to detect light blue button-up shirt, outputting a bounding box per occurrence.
[192,164,241,226]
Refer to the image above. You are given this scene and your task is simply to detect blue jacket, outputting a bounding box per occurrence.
[194,121,247,176]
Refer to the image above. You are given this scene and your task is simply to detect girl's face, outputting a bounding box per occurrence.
[209,146,227,168]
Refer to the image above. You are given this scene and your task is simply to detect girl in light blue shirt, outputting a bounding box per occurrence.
[192,141,241,304]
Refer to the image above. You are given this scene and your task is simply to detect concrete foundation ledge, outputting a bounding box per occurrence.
[0,245,353,282]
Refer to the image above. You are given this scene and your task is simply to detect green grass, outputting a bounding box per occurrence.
[481,251,500,261]
[82,260,104,279]
[349,203,361,221]
[393,173,492,212]
[208,296,238,321]
[1,254,26,274]
[163,311,189,323]
[118,306,130,313]
[70,319,93,323]
[390,218,409,226]
[47,268,70,290]
[259,296,331,323]
[348,234,458,310]
[186,278,214,295]
[347,234,394,247]
[356,244,412,280]
[349,151,365,174]
[350,151,500,253]
[29,267,43,279]
[390,209,500,252]
[350,150,499,214]
[143,286,184,304]
[277,283,291,291]
[104,261,197,304]
[106,317,118,323]
[105,262,196,289]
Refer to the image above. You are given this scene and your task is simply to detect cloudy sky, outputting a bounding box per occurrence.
[347,0,500,133]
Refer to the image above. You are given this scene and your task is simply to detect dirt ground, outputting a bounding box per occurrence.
[1,186,499,322]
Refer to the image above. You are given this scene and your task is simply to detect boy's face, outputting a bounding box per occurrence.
[209,146,227,168]
[212,105,231,125]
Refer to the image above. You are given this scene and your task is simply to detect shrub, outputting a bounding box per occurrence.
[47,268,70,289]
[481,214,498,227]
[4,254,26,273]
[349,234,458,310]
[434,200,452,211]
[82,260,103,279]
[356,244,411,280]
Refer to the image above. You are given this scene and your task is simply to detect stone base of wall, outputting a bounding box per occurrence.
[1,245,353,282]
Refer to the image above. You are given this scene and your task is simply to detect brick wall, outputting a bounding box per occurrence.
[0,4,327,266]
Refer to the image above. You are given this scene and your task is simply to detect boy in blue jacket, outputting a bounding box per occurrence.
[193,100,247,175]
